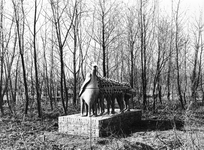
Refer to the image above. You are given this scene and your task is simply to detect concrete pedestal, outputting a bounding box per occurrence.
[58,109,142,137]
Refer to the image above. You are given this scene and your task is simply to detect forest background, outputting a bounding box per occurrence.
[0,0,204,118]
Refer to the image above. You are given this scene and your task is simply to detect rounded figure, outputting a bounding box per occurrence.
[79,64,99,117]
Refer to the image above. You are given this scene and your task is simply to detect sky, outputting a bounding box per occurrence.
[121,0,204,34]
[5,0,204,21]
[4,0,204,44]
[160,0,204,18]
[122,0,204,18]
[2,0,204,73]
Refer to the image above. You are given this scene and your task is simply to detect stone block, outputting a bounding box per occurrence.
[58,109,142,137]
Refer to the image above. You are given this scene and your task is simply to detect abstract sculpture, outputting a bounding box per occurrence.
[79,63,133,117]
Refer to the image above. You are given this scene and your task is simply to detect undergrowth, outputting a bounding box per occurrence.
[1,100,204,149]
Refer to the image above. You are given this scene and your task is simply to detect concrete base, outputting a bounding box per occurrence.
[58,109,142,137]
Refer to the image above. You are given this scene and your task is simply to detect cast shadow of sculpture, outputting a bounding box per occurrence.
[105,118,185,138]
[133,119,184,131]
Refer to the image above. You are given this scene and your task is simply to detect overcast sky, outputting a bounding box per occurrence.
[161,0,204,17]
[123,0,204,18]
[4,0,204,36]
[5,0,204,20]
[121,0,204,33]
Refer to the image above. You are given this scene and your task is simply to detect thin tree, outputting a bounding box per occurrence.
[91,0,121,77]
[71,0,90,105]
[41,10,54,110]
[4,18,17,114]
[50,0,76,114]
[0,0,4,115]
[33,0,42,117]
[167,0,174,102]
[191,13,204,102]
[175,0,184,109]
[139,0,148,110]
[126,6,138,88]
[153,18,170,111]
[0,1,17,115]
[12,0,30,114]
[72,0,80,105]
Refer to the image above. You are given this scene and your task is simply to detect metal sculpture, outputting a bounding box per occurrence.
[79,63,99,117]
[79,64,133,117]
[97,76,133,115]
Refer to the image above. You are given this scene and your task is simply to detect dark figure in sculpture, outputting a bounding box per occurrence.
[109,93,116,114]
[97,92,106,115]
[98,92,125,115]
[123,93,131,112]
[115,93,125,113]
[79,63,99,117]
[96,77,133,115]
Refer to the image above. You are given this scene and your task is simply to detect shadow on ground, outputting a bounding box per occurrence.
[133,119,184,131]
[110,119,185,137]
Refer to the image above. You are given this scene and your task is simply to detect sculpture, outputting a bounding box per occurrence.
[97,76,133,115]
[79,63,133,117]
[79,63,99,117]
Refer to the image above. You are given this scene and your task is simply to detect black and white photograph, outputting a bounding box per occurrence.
[0,0,204,149]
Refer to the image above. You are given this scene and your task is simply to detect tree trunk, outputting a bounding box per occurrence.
[102,14,106,77]
[60,46,67,114]
[175,0,184,109]
[0,0,4,115]
[140,1,147,110]
[12,0,30,115]
[167,1,174,102]
[130,43,134,88]
[33,0,41,118]
[73,26,77,106]
[50,0,75,114]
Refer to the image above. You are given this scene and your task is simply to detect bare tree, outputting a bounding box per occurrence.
[126,6,139,88]
[0,1,17,115]
[0,0,4,115]
[139,0,148,110]
[12,0,31,115]
[191,13,204,102]
[50,0,76,114]
[4,20,18,114]
[175,0,185,109]
[32,0,42,117]
[152,17,171,111]
[91,0,121,77]
[70,0,86,105]
[167,0,174,102]
[41,9,54,110]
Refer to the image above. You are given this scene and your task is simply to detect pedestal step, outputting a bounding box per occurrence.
[58,109,142,137]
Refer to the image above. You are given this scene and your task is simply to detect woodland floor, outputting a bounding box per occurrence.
[1,102,204,150]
